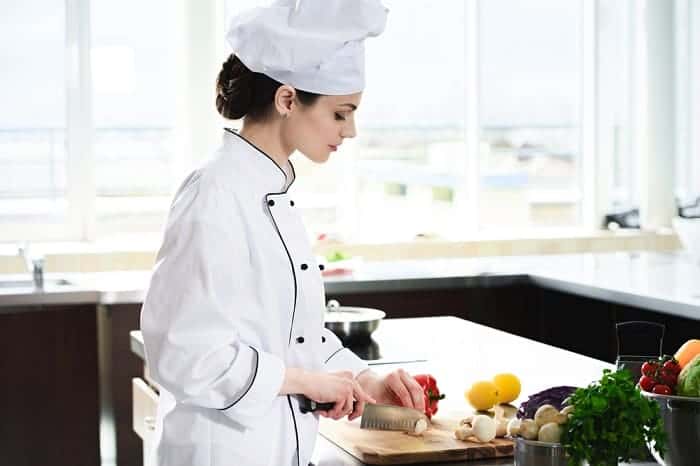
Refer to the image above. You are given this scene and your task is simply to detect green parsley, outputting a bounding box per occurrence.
[561,369,666,466]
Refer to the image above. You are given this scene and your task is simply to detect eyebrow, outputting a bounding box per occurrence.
[339,103,357,111]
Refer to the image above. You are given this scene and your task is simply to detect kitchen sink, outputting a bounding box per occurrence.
[0,278,74,289]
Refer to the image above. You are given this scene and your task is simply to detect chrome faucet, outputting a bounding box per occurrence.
[18,243,45,289]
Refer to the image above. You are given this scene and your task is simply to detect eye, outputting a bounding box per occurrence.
[334,112,346,121]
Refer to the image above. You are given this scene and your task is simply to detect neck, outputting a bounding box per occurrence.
[239,120,292,169]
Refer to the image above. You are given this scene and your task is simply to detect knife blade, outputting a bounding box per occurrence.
[360,403,429,432]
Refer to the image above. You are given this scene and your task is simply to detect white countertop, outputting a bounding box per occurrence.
[1,251,699,320]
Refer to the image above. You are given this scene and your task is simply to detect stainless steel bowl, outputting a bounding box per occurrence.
[641,391,700,466]
[514,437,569,466]
[323,299,385,343]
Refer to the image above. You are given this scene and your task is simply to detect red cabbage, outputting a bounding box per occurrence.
[516,386,578,419]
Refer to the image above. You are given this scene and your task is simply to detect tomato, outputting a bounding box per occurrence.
[652,384,672,395]
[641,361,658,377]
[639,375,656,392]
[658,368,678,387]
[663,359,682,375]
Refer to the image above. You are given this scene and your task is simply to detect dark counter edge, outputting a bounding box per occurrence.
[2,271,699,322]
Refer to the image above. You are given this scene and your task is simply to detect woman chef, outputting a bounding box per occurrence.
[140,1,426,465]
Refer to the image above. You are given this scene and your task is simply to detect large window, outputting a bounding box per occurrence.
[2,1,698,243]
[0,0,180,242]
[0,1,68,238]
[91,0,179,235]
[675,0,700,206]
[478,0,582,231]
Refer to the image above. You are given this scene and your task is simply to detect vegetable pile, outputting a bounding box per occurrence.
[637,338,700,397]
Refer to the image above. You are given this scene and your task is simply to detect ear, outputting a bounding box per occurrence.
[274,85,297,118]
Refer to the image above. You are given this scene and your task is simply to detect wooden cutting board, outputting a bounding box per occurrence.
[319,415,514,465]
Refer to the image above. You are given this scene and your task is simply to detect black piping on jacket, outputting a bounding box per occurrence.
[224,128,299,345]
[225,129,301,466]
[218,345,259,411]
[324,347,347,364]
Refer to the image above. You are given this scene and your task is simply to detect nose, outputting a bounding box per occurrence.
[341,118,357,139]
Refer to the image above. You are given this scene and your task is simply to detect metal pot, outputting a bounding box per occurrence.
[514,438,569,466]
[641,391,700,466]
[323,299,385,343]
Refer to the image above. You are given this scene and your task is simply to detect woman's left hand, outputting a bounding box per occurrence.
[356,368,426,413]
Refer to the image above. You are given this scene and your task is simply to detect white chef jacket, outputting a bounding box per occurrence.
[140,129,368,466]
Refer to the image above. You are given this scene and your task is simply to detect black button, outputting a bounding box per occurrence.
[290,200,295,206]
[296,336,305,344]
[300,263,308,270]
[321,336,326,343]
[267,199,275,207]
[318,264,325,271]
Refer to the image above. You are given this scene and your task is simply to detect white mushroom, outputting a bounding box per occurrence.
[534,404,560,427]
[537,422,563,443]
[454,415,497,443]
[519,419,539,440]
[506,418,522,437]
[409,418,428,436]
[560,405,574,417]
[495,417,509,438]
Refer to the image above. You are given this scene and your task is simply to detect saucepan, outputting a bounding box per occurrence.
[323,299,386,343]
[641,391,700,466]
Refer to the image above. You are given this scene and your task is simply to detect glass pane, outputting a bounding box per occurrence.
[598,0,635,212]
[341,0,466,242]
[694,1,700,199]
[0,1,67,219]
[686,0,700,204]
[91,0,178,214]
[478,0,582,230]
[224,0,467,242]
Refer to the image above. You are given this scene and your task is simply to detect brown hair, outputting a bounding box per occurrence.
[216,54,321,121]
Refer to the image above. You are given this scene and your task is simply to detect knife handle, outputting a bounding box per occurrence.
[298,396,356,414]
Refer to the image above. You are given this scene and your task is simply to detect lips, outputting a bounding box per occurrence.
[329,145,338,151]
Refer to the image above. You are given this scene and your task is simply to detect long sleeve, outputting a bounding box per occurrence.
[140,174,285,428]
[320,327,369,378]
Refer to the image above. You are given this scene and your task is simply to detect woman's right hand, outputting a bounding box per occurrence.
[305,371,376,420]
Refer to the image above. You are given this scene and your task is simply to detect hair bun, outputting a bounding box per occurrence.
[216,54,254,120]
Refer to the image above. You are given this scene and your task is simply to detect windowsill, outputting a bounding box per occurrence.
[0,228,681,275]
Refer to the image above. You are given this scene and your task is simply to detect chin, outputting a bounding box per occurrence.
[304,151,331,164]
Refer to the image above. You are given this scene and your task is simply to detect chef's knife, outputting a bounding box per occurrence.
[360,403,429,432]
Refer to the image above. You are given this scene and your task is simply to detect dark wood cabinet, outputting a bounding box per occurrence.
[0,305,100,466]
[103,304,146,466]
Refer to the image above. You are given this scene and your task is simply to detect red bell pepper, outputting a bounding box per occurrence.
[414,374,445,419]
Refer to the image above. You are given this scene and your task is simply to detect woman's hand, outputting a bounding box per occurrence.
[282,369,376,420]
[357,368,426,413]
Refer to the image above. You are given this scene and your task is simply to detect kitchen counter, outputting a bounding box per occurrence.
[2,251,699,321]
[129,316,657,466]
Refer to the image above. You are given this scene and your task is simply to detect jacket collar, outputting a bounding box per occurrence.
[223,128,296,193]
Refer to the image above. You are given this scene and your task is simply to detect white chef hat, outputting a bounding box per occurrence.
[226,0,388,95]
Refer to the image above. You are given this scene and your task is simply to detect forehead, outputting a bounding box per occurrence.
[318,92,362,107]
